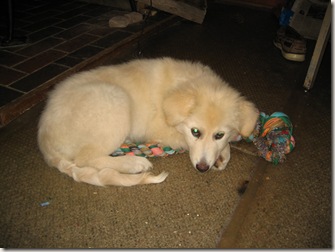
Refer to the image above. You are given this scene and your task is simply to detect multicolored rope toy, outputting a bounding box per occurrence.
[244,112,295,165]
[111,111,295,165]
[111,141,186,158]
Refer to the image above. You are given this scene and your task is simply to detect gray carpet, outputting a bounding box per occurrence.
[0,3,331,248]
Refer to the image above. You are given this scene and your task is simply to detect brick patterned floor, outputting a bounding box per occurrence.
[0,0,177,127]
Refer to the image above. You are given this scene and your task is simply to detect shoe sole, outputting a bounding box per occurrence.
[273,40,305,62]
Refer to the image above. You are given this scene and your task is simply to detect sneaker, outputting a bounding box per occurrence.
[274,26,306,62]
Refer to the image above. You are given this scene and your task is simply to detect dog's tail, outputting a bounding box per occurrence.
[55,159,168,187]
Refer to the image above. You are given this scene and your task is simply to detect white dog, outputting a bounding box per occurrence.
[38,57,258,187]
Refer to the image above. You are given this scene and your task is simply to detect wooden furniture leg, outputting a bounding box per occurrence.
[303,2,331,91]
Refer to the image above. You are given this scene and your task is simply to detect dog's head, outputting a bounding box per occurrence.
[163,80,258,173]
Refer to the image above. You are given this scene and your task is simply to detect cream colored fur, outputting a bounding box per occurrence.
[38,57,259,187]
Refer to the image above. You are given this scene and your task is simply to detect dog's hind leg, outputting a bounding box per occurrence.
[74,145,154,173]
[70,166,168,187]
[77,155,154,174]
[58,155,168,186]
[69,145,168,186]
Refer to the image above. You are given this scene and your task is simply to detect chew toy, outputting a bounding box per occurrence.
[244,112,295,164]
[111,142,186,158]
[111,112,295,165]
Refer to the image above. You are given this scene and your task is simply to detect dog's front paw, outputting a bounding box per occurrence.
[213,155,229,171]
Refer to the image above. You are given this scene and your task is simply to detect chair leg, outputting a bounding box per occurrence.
[0,0,29,48]
[303,2,331,90]
[129,0,137,12]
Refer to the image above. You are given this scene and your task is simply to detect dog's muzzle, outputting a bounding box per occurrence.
[196,161,210,173]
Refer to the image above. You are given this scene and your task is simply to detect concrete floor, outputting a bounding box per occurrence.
[0,0,332,248]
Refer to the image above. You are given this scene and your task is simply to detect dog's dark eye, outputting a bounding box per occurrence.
[191,128,201,138]
[214,132,225,140]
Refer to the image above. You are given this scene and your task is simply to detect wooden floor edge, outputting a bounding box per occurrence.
[217,159,270,248]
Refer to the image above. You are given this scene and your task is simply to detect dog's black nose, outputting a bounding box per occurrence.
[196,162,210,173]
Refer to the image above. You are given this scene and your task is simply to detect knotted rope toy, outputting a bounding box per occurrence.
[244,112,295,165]
[111,111,295,165]
[111,142,186,158]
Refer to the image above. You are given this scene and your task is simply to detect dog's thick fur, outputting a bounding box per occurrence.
[38,57,259,187]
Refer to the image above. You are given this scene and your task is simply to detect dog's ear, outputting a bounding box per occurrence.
[238,99,259,137]
[163,87,196,126]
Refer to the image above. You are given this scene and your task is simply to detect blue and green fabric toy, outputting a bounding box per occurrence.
[111,112,296,165]
[244,112,295,165]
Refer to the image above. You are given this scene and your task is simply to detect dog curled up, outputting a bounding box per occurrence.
[38,57,259,187]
